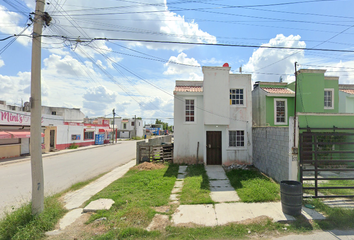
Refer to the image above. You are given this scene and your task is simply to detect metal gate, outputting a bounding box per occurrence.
[300,127,354,198]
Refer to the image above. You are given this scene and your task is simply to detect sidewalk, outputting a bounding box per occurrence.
[171,165,325,226]
[0,142,121,166]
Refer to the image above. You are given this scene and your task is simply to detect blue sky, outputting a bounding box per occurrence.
[0,0,353,125]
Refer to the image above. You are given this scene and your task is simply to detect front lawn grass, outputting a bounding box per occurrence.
[179,164,213,205]
[305,179,354,196]
[0,196,66,240]
[226,168,280,202]
[88,163,179,239]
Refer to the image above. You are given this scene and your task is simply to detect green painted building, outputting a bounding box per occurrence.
[252,82,295,127]
[252,69,354,127]
[252,69,354,162]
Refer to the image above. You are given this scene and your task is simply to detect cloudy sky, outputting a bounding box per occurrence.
[0,0,353,125]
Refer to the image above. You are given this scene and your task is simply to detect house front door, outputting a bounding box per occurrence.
[206,131,222,165]
[50,130,55,149]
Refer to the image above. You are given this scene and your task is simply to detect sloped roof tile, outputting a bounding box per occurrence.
[174,86,203,92]
[261,87,295,95]
[340,89,354,95]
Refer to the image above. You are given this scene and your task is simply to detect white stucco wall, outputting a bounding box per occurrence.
[41,106,85,122]
[174,71,253,165]
[227,74,253,164]
[119,119,143,137]
[174,94,204,161]
[203,67,230,125]
[339,91,354,113]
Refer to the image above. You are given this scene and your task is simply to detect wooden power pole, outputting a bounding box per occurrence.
[30,0,46,215]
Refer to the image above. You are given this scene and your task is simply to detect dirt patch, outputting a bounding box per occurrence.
[146,214,171,231]
[45,213,108,240]
[238,215,273,225]
[153,205,170,213]
[131,162,165,171]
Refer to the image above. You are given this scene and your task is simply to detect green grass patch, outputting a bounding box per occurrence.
[305,199,354,230]
[164,217,314,239]
[226,169,280,202]
[87,163,178,238]
[305,179,354,196]
[179,165,213,205]
[0,196,66,240]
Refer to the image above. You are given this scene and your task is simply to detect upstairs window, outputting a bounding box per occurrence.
[131,121,135,126]
[185,99,195,122]
[229,130,245,147]
[324,89,334,109]
[123,123,127,129]
[230,89,244,105]
[274,99,287,125]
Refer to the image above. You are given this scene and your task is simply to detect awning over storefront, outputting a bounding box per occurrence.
[99,129,113,133]
[0,131,12,139]
[5,131,45,138]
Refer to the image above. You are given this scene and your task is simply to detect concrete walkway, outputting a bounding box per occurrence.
[172,165,325,227]
[46,160,135,236]
[205,165,240,202]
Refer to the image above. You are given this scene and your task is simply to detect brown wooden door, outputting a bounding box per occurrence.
[206,131,222,165]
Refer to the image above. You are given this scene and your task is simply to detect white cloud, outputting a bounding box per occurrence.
[83,86,117,116]
[0,5,31,46]
[96,60,106,70]
[243,34,306,83]
[41,0,216,52]
[0,58,4,68]
[164,52,202,80]
[106,56,123,70]
[43,54,97,78]
[201,57,225,66]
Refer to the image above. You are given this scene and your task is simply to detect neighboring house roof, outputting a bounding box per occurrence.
[174,86,203,93]
[340,89,354,95]
[122,119,129,123]
[261,87,295,96]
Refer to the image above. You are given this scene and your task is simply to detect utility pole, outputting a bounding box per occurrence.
[30,0,46,215]
[112,108,115,143]
[293,62,298,149]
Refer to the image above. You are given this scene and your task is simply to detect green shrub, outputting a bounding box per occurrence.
[68,143,78,149]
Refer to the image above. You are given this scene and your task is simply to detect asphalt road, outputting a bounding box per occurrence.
[0,141,136,217]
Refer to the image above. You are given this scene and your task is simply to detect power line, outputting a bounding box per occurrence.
[48,36,354,53]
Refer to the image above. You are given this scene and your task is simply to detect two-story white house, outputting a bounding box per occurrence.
[173,64,253,165]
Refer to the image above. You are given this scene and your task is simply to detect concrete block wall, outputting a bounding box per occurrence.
[136,135,172,164]
[252,127,290,182]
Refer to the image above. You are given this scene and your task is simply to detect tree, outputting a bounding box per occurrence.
[155,119,173,132]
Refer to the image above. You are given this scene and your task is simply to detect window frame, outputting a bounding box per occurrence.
[229,130,245,148]
[324,88,334,110]
[274,98,288,125]
[230,88,245,106]
[84,131,94,140]
[184,97,196,124]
